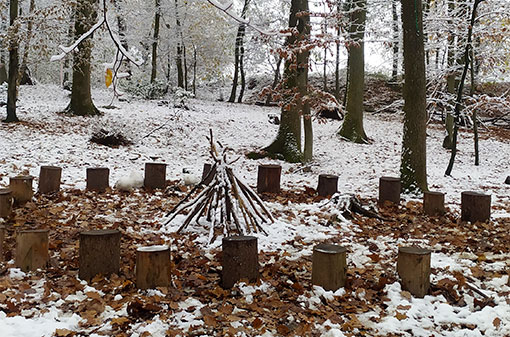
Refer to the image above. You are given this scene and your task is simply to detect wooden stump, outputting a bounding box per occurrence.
[0,189,13,218]
[378,176,401,204]
[79,229,121,281]
[86,167,110,192]
[136,245,171,289]
[38,166,62,194]
[0,226,5,262]
[461,191,491,223]
[317,174,339,197]
[311,243,347,291]
[202,163,216,185]
[222,236,259,289]
[505,176,510,185]
[15,229,50,272]
[257,165,281,194]
[423,191,445,216]
[144,163,167,189]
[9,176,34,206]
[397,246,431,298]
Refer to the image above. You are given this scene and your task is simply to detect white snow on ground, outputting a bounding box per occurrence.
[0,84,509,336]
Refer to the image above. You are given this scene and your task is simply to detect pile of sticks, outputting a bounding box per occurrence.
[163,130,273,243]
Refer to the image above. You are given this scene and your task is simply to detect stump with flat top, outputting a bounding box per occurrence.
[317,174,339,197]
[9,176,34,206]
[0,226,5,262]
[222,236,258,289]
[86,167,110,192]
[15,229,50,272]
[0,189,12,218]
[136,245,171,289]
[38,166,62,194]
[144,163,167,189]
[461,191,491,223]
[312,243,347,291]
[257,164,281,194]
[423,191,445,216]
[505,176,510,185]
[397,246,431,298]
[79,229,121,281]
[202,163,216,185]
[378,176,401,204]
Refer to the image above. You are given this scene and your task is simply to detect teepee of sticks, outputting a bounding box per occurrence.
[163,130,274,243]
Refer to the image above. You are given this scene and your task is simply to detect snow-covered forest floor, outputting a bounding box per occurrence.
[0,84,509,336]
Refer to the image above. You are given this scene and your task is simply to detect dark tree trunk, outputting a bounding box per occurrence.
[18,0,35,85]
[400,0,428,193]
[150,0,161,83]
[65,0,99,116]
[175,0,184,88]
[338,0,368,143]
[391,0,399,82]
[5,0,19,123]
[443,0,456,149]
[229,0,250,103]
[264,0,310,163]
[113,0,131,75]
[264,57,282,106]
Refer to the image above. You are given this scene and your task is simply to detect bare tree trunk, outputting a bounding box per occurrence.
[264,56,281,106]
[338,0,367,143]
[237,37,246,103]
[18,0,35,85]
[229,0,250,103]
[445,0,483,176]
[5,0,19,122]
[391,0,399,82]
[443,0,456,149]
[113,0,131,75]
[400,0,428,192]
[65,0,99,116]
[150,0,161,83]
[192,45,197,96]
[175,0,184,88]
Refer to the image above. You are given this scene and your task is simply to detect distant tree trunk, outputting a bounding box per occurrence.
[443,0,456,149]
[175,0,184,88]
[229,0,250,103]
[237,37,246,103]
[264,0,310,163]
[322,11,328,92]
[65,0,99,116]
[18,0,35,85]
[150,0,161,83]
[5,0,19,122]
[391,0,399,82]
[264,56,282,106]
[445,0,483,176]
[334,0,341,99]
[400,0,428,193]
[338,0,367,143]
[113,0,131,75]
[192,45,197,95]
[183,44,188,90]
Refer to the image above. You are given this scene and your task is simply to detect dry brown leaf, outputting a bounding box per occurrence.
[252,317,263,329]
[54,329,74,337]
[396,312,407,321]
[111,317,130,326]
[203,314,217,328]
[493,317,501,328]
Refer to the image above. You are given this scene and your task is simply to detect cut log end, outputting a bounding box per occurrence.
[317,174,339,197]
[38,166,62,194]
[86,167,110,192]
[144,163,167,190]
[136,245,171,289]
[257,164,281,194]
[9,176,34,206]
[312,243,347,291]
[15,229,50,272]
[79,229,121,281]
[461,191,491,223]
[378,176,401,205]
[222,235,259,289]
[397,246,431,298]
[423,191,445,216]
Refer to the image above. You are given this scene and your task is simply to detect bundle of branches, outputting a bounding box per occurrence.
[163,130,273,243]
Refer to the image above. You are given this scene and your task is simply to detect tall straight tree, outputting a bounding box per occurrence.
[4,0,20,122]
[400,0,428,193]
[150,0,161,83]
[264,0,310,162]
[338,0,368,143]
[65,0,99,116]
[391,0,399,82]
[228,0,250,103]
[174,0,185,88]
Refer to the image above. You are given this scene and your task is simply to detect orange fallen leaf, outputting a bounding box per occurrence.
[252,317,263,329]
[493,317,501,328]
[396,312,407,321]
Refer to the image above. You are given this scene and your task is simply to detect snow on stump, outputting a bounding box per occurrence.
[378,176,401,204]
[0,189,13,218]
[202,163,216,186]
[0,226,5,261]
[38,166,62,194]
[423,191,445,216]
[397,246,431,298]
[79,229,121,281]
[15,229,50,272]
[461,191,491,223]
[86,167,110,192]
[136,245,171,289]
[317,174,339,197]
[222,236,259,289]
[312,243,347,291]
[9,176,34,206]
[144,163,167,189]
[257,164,281,194]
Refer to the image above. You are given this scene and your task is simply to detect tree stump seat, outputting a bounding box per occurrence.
[312,243,347,291]
[0,189,13,218]
[222,236,259,289]
[15,229,50,272]
[317,174,339,197]
[79,229,120,281]
[136,245,171,289]
[144,163,167,189]
[9,176,34,206]
[86,167,110,192]
[423,191,445,216]
[38,166,62,194]
[397,246,431,298]
[461,191,491,223]
[378,176,401,205]
[257,164,281,194]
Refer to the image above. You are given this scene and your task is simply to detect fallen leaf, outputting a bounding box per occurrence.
[493,317,501,328]
[252,317,263,329]
[396,312,407,321]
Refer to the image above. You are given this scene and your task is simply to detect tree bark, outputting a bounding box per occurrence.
[0,189,13,218]
[312,244,347,291]
[397,246,431,298]
[443,0,456,149]
[229,0,250,103]
[65,0,99,116]
[151,0,161,83]
[18,0,35,85]
[5,0,19,123]
[79,229,121,280]
[400,0,428,193]
[264,0,310,163]
[15,229,50,272]
[175,0,184,88]
[391,0,399,82]
[136,245,171,289]
[338,0,368,143]
[38,166,62,194]
[9,176,34,206]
